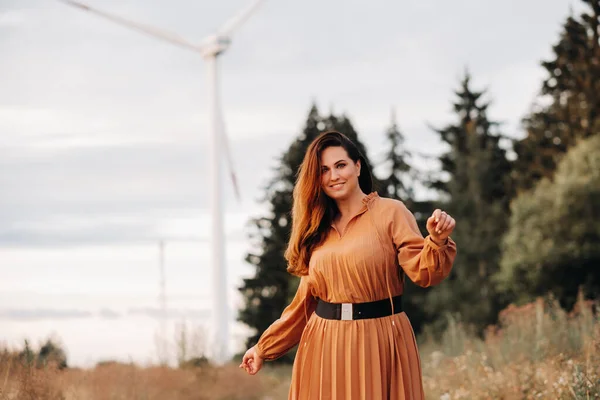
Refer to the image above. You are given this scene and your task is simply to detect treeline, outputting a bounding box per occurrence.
[238,0,600,363]
[1,338,68,370]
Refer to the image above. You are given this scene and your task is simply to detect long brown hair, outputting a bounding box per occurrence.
[285,131,373,276]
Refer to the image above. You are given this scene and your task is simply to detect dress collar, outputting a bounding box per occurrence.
[361,191,379,206]
[329,191,379,230]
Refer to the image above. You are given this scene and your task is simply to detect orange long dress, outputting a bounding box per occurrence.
[255,192,457,400]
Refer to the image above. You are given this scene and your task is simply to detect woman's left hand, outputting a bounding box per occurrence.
[426,209,456,245]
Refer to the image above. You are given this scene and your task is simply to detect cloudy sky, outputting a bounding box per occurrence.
[0,0,581,366]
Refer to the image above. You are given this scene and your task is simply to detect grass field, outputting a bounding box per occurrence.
[1,295,598,400]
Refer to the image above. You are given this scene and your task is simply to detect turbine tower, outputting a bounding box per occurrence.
[58,0,265,363]
[159,239,167,364]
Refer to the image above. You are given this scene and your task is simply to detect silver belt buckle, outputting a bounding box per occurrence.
[341,303,353,320]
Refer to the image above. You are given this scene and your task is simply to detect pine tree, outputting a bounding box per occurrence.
[36,339,68,370]
[377,109,432,333]
[425,72,513,334]
[238,104,378,363]
[379,109,413,202]
[513,0,600,192]
[380,111,434,236]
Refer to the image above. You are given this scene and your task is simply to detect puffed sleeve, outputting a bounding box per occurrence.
[387,199,457,287]
[255,275,317,361]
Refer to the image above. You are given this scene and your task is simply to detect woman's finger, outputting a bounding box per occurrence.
[432,209,442,223]
[441,219,455,235]
[436,213,448,233]
[441,215,453,232]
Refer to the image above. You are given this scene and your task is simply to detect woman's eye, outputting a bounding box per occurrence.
[337,164,346,168]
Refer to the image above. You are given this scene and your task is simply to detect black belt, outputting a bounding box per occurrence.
[315,295,403,320]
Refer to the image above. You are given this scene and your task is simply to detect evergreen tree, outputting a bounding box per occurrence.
[513,0,600,192]
[18,340,35,369]
[36,339,68,370]
[376,109,433,333]
[426,72,513,334]
[238,104,377,363]
[379,109,413,203]
[377,109,435,235]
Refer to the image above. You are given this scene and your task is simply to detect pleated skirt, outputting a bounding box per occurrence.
[289,312,425,400]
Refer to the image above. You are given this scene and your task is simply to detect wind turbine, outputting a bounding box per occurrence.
[158,239,167,365]
[58,0,265,363]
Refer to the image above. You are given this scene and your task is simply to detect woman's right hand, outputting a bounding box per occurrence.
[239,346,264,375]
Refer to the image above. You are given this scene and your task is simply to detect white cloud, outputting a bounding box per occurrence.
[0,308,93,320]
[0,9,27,28]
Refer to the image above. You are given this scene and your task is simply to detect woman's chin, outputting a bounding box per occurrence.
[325,188,349,200]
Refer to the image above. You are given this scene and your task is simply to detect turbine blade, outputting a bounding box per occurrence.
[217,111,242,203]
[216,0,265,37]
[57,0,204,53]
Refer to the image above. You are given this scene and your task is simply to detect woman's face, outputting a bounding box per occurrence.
[320,146,361,201]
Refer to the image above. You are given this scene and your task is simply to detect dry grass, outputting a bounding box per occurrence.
[0,356,292,400]
[1,295,598,399]
[421,295,600,399]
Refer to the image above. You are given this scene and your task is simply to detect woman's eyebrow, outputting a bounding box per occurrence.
[333,159,346,165]
[322,159,346,168]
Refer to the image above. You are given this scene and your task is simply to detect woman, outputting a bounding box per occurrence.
[240,130,456,399]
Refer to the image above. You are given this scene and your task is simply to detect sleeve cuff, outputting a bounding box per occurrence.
[254,344,267,361]
[426,235,449,250]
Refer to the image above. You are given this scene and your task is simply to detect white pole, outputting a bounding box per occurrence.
[159,240,167,340]
[206,54,229,364]
[157,239,168,365]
